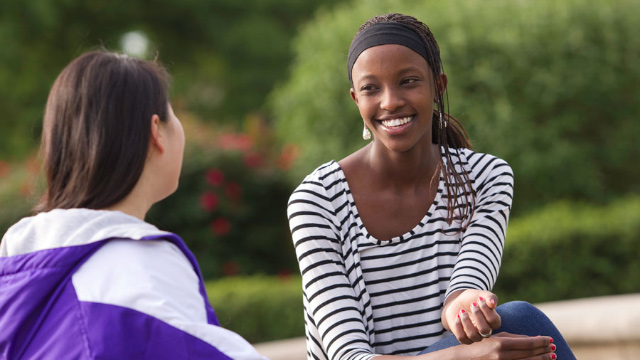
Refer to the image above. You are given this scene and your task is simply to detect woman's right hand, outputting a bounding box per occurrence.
[451,332,557,360]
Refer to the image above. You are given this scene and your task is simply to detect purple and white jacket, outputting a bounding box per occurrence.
[0,209,267,360]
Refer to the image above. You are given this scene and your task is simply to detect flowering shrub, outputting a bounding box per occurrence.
[0,112,299,281]
[147,112,299,279]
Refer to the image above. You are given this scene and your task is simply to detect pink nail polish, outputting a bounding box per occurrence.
[472,302,477,307]
[460,309,466,314]
[550,344,556,351]
[457,314,460,318]
[478,297,484,301]
[551,354,556,359]
[549,338,554,343]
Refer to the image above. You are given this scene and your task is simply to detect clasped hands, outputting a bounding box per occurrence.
[442,289,502,344]
[439,290,557,359]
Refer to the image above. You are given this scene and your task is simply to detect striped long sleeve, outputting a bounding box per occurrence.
[445,152,514,298]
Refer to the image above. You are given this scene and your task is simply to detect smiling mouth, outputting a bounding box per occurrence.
[380,116,413,128]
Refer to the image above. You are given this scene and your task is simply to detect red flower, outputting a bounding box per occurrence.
[211,217,231,236]
[19,181,33,196]
[277,269,293,281]
[277,144,299,170]
[225,182,242,201]
[222,261,239,276]
[243,151,263,168]
[206,169,224,186]
[200,192,218,211]
[218,133,253,152]
[26,158,39,175]
[0,161,9,178]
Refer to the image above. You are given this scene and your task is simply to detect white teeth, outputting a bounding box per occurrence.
[381,116,413,128]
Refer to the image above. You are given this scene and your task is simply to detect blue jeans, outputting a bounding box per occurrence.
[420,301,576,359]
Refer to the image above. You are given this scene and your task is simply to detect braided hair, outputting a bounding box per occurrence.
[356,13,475,227]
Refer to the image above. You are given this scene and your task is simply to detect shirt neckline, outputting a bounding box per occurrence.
[331,161,444,245]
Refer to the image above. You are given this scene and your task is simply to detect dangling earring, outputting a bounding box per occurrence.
[362,124,372,140]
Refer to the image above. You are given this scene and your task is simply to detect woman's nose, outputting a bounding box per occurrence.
[380,87,405,111]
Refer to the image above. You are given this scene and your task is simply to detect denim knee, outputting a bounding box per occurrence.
[497,301,541,320]
[495,301,554,335]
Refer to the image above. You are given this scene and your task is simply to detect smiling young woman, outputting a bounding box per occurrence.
[287,13,576,360]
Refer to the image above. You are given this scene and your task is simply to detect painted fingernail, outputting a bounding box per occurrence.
[550,344,556,351]
[489,299,495,305]
[472,302,477,307]
[461,309,466,314]
[549,338,554,343]
[551,354,556,359]
[478,297,484,301]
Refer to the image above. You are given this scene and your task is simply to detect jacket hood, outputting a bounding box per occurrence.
[0,209,170,257]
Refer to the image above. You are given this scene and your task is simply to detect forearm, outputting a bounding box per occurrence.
[441,289,464,331]
[371,346,463,360]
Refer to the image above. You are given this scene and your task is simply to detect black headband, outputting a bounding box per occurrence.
[347,22,430,86]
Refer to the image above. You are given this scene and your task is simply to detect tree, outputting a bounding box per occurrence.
[0,0,340,160]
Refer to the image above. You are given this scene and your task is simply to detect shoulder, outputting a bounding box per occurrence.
[72,239,268,359]
[295,161,344,191]
[288,161,346,209]
[288,161,349,235]
[72,238,207,323]
[452,148,513,183]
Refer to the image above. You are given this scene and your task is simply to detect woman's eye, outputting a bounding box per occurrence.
[402,78,419,85]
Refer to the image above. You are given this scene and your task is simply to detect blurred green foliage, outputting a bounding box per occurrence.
[270,0,640,214]
[206,275,304,343]
[495,195,640,303]
[0,0,339,160]
[206,196,640,343]
[0,158,39,236]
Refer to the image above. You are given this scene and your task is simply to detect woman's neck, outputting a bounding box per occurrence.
[104,177,154,220]
[106,200,149,220]
[365,141,441,190]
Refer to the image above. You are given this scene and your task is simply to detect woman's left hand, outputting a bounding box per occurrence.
[442,289,502,344]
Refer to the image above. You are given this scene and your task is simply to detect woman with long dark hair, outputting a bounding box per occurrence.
[0,51,266,360]
[288,13,576,360]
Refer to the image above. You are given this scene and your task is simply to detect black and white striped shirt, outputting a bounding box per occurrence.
[288,148,514,360]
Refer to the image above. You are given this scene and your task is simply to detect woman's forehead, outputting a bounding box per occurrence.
[352,44,432,77]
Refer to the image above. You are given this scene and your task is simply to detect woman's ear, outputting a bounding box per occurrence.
[437,73,449,98]
[350,88,358,105]
[149,114,165,154]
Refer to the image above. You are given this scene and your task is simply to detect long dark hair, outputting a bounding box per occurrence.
[356,13,475,226]
[36,51,170,212]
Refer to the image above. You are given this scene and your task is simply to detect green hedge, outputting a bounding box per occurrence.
[495,196,640,303]
[208,196,640,343]
[205,275,305,343]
